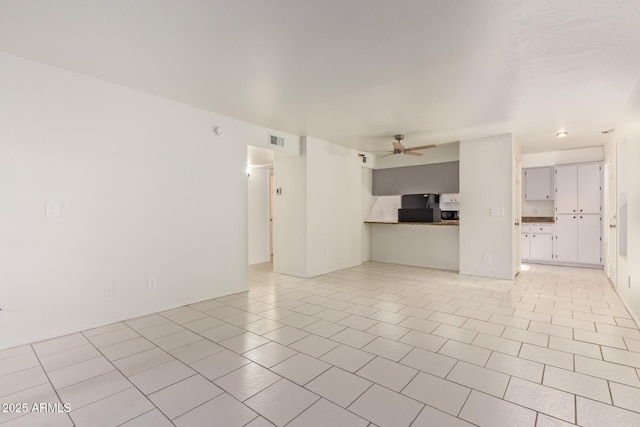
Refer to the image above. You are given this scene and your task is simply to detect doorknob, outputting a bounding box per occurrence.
[610,224,616,228]
[515,222,520,226]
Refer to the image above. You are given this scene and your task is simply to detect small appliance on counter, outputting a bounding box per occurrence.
[398,193,441,223]
[439,192,460,221]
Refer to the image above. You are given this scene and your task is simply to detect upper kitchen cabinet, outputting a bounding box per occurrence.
[524,167,553,200]
[555,164,602,214]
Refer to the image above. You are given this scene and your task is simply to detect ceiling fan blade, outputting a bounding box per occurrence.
[404,144,437,151]
[392,141,403,150]
[405,151,423,156]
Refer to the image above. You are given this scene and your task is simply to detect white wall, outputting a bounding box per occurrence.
[616,129,640,324]
[306,137,362,277]
[0,53,299,350]
[522,146,604,168]
[459,134,515,280]
[247,168,270,265]
[376,142,459,169]
[273,137,364,278]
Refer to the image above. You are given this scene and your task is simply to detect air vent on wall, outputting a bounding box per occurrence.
[269,134,285,147]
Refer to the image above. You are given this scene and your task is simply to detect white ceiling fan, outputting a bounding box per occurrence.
[380,134,436,157]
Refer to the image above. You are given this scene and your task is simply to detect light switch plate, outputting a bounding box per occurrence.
[45,202,61,218]
[490,208,505,216]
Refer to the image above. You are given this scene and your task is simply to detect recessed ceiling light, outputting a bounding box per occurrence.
[556,131,568,138]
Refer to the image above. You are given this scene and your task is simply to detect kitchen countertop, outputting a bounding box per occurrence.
[522,216,554,223]
[365,220,459,226]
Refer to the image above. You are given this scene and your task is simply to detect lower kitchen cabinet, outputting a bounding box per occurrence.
[521,233,530,259]
[530,233,553,261]
[555,214,601,264]
[522,224,553,262]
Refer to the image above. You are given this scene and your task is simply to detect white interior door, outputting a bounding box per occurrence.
[513,157,521,277]
[606,145,617,285]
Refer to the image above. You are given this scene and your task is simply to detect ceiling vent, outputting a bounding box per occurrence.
[269,134,285,147]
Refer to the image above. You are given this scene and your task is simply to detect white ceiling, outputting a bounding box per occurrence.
[1,0,639,154]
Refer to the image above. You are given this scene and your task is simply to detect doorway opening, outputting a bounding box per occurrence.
[247,146,275,271]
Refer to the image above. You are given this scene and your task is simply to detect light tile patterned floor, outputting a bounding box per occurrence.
[2,262,640,426]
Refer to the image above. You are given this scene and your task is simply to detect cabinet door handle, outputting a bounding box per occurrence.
[573,209,576,212]
[580,216,583,219]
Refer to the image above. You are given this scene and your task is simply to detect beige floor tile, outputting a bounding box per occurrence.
[573,329,626,349]
[32,334,89,357]
[214,363,280,401]
[485,352,543,383]
[548,336,602,359]
[574,355,640,386]
[503,327,549,347]
[86,327,140,348]
[289,334,339,358]
[472,333,521,356]
[100,337,155,361]
[447,361,510,397]
[48,356,114,389]
[262,326,309,346]
[245,379,319,427]
[432,324,477,343]
[0,352,42,376]
[543,366,611,403]
[320,345,375,373]
[350,384,423,427]
[610,382,640,413]
[169,339,224,364]
[462,318,505,336]
[128,360,195,394]
[400,347,456,377]
[402,371,470,415]
[399,330,447,352]
[119,409,173,427]
[411,405,474,427]
[189,349,250,380]
[58,370,132,409]
[331,328,377,349]
[519,343,573,370]
[438,340,491,366]
[397,316,439,334]
[361,337,412,361]
[504,377,575,423]
[114,347,174,377]
[152,330,202,352]
[174,393,257,427]
[357,357,417,392]
[181,316,224,333]
[459,390,536,427]
[69,388,153,427]
[577,396,640,427]
[0,366,48,398]
[306,367,372,407]
[220,332,270,353]
[601,346,640,368]
[271,353,331,385]
[288,398,368,427]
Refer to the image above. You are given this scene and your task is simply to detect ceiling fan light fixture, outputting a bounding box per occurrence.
[556,130,568,138]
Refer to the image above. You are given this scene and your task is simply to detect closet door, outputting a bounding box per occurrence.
[577,164,601,214]
[555,166,577,214]
[555,215,578,263]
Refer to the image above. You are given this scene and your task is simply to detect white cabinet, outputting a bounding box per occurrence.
[555,214,601,264]
[522,223,553,261]
[578,215,602,264]
[440,193,459,203]
[555,215,579,263]
[521,233,530,259]
[555,164,601,214]
[554,163,602,265]
[577,164,601,214]
[524,167,553,200]
[530,232,553,261]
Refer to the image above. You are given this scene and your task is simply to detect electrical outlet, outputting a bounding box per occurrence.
[483,253,492,262]
[104,285,114,297]
[45,202,61,218]
[147,277,158,290]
